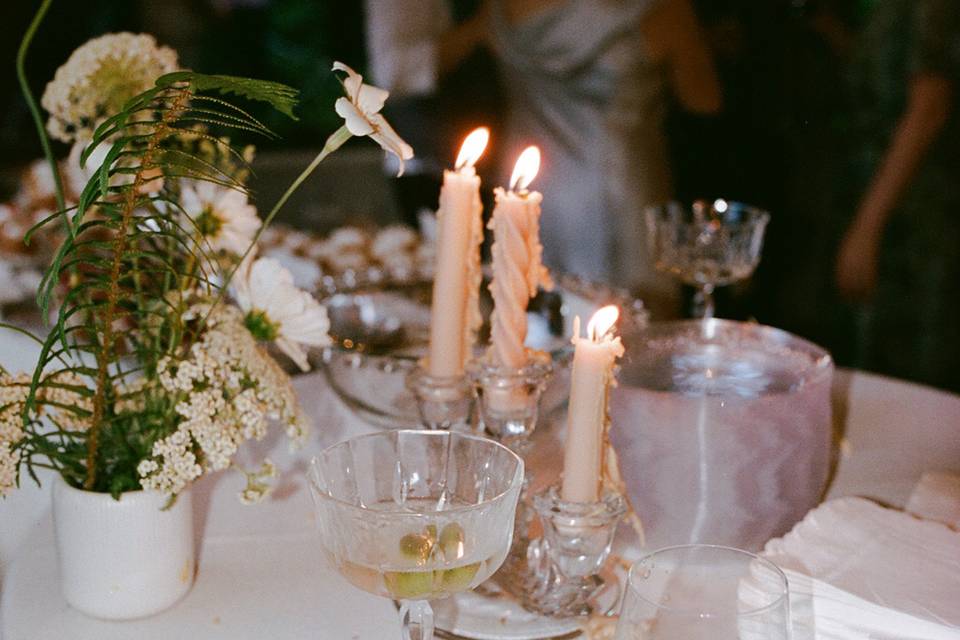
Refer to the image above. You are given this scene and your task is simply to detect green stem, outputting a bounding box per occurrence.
[247,125,353,264]
[15,0,67,223]
[206,125,353,309]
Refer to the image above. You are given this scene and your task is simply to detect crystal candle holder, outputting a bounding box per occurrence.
[533,486,626,578]
[498,484,626,617]
[470,353,552,558]
[470,354,553,448]
[406,367,473,430]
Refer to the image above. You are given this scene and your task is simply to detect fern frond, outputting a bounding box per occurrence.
[158,71,299,121]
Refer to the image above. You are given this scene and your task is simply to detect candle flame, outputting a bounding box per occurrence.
[455,127,490,170]
[509,146,540,192]
[587,305,619,341]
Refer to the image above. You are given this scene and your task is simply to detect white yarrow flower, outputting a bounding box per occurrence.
[139,305,308,500]
[180,180,260,256]
[233,256,331,371]
[332,62,413,176]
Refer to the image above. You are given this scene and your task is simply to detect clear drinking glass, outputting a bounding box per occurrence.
[645,200,770,319]
[615,544,790,640]
[307,430,524,640]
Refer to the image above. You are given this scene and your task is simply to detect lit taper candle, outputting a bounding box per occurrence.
[561,306,624,503]
[427,127,488,377]
[488,146,552,369]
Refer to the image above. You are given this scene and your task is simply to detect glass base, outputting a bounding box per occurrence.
[406,367,473,430]
[431,580,586,639]
[470,352,552,444]
[494,486,627,618]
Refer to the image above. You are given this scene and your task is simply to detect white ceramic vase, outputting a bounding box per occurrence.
[52,475,195,620]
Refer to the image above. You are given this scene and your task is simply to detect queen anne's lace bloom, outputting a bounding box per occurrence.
[0,371,92,496]
[41,32,178,143]
[238,459,277,504]
[138,304,308,498]
[0,375,30,497]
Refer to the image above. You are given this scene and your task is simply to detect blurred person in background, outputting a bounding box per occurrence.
[490,0,721,318]
[699,0,856,328]
[832,0,960,391]
[364,0,503,227]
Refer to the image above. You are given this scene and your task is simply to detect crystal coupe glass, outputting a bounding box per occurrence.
[645,200,770,319]
[308,430,524,640]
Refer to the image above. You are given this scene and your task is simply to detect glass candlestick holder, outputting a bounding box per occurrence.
[406,367,473,430]
[500,485,626,618]
[469,353,553,451]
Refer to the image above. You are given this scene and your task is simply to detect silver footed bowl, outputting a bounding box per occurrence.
[310,273,647,428]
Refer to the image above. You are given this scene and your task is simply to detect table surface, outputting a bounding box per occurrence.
[1,329,959,640]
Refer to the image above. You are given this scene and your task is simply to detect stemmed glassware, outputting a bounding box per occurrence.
[615,544,791,639]
[307,430,524,640]
[645,200,770,319]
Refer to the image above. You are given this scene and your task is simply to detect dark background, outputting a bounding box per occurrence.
[0,1,366,178]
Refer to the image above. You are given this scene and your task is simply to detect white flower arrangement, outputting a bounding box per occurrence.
[137,303,307,500]
[3,23,413,503]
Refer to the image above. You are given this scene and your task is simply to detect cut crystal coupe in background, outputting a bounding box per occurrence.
[307,430,523,640]
[645,200,770,319]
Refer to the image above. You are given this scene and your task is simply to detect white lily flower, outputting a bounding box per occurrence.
[180,180,260,256]
[332,61,414,176]
[232,255,331,372]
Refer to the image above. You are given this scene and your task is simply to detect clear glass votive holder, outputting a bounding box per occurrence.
[533,486,627,579]
[614,544,791,640]
[406,367,474,430]
[502,485,626,617]
[469,354,553,448]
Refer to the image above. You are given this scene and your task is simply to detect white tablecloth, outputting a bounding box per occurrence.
[1,328,959,639]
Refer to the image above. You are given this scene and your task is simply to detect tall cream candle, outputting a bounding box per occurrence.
[488,146,551,369]
[561,306,624,503]
[427,128,488,377]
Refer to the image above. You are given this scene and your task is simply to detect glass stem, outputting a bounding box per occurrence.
[399,599,434,640]
[697,283,716,320]
[197,125,353,328]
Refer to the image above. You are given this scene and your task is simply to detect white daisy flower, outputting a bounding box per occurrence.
[232,255,331,371]
[180,180,260,256]
[332,62,414,176]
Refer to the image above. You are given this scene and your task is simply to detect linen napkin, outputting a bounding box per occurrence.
[739,565,959,640]
[906,472,960,529]
[758,496,960,639]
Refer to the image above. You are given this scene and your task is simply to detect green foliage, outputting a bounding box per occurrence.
[158,72,299,122]
[18,72,299,494]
